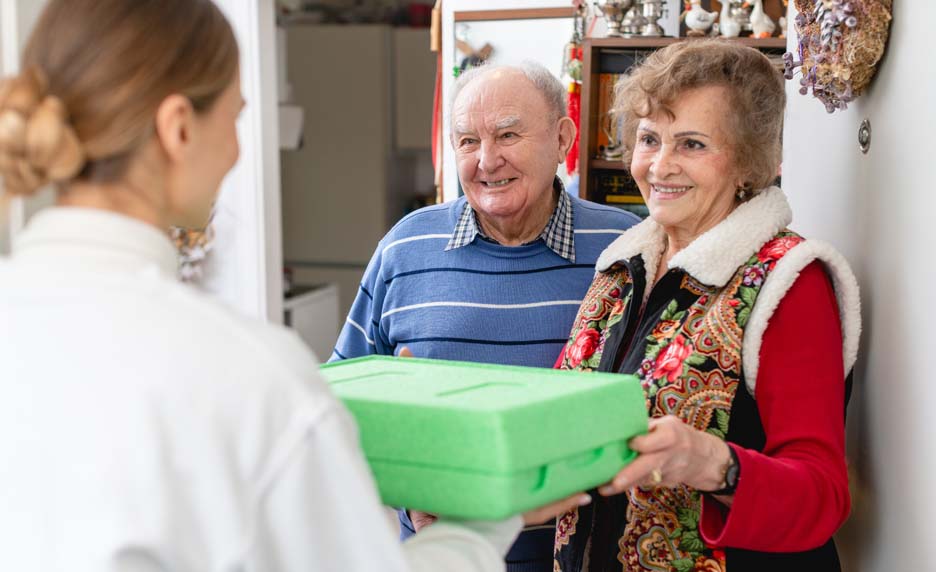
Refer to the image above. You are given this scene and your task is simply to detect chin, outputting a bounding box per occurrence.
[646,204,690,229]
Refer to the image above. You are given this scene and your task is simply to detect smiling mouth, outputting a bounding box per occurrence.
[651,184,693,195]
[481,178,517,188]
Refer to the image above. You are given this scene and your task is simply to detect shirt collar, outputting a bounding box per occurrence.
[445,177,576,262]
[13,207,179,278]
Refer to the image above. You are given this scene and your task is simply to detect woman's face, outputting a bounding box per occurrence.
[630,85,741,243]
[173,70,245,229]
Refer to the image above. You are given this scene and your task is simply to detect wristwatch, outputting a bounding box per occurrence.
[706,445,740,496]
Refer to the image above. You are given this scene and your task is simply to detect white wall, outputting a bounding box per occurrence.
[781,3,934,570]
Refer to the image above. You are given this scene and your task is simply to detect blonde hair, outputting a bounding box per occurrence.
[613,40,785,192]
[0,0,238,196]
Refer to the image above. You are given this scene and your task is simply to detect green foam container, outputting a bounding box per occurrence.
[319,355,648,520]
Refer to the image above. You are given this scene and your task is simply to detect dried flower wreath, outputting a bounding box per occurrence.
[783,0,892,112]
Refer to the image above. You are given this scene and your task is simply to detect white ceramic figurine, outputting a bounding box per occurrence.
[683,0,718,36]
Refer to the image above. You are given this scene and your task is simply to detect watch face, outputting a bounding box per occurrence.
[726,462,739,487]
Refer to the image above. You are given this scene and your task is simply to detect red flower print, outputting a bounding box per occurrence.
[652,334,694,383]
[568,328,601,368]
[757,236,804,270]
[609,287,621,299]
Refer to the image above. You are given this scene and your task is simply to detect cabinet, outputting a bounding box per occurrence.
[576,37,787,214]
[280,24,436,326]
[284,283,339,363]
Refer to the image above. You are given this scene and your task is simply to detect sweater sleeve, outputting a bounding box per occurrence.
[330,243,391,362]
[699,261,850,552]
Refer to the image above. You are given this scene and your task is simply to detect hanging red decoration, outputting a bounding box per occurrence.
[566,80,581,176]
[563,4,586,176]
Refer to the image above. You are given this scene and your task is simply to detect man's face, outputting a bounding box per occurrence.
[451,70,567,225]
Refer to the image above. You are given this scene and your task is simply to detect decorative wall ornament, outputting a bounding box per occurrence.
[783,0,892,113]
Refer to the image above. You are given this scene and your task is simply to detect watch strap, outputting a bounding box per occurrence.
[704,444,740,496]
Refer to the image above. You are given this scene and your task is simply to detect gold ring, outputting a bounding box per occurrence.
[650,468,663,485]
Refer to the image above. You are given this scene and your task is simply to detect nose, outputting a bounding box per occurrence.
[478,140,505,173]
[650,143,680,179]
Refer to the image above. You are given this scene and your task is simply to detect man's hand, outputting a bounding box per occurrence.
[409,509,439,532]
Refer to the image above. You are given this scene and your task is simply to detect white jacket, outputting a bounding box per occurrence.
[0,207,520,571]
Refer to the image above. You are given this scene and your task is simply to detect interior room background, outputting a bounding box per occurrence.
[1,0,932,569]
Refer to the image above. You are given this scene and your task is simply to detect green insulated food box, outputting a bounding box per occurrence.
[319,355,647,520]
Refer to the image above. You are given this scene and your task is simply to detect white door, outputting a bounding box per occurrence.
[0,0,51,256]
[0,0,284,323]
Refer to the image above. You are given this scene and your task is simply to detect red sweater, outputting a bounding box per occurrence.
[699,261,851,551]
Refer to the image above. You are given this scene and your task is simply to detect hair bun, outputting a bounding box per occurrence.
[0,66,85,195]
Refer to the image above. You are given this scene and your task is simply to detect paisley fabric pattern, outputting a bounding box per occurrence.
[554,231,804,572]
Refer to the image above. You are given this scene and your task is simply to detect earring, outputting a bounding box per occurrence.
[736,188,747,201]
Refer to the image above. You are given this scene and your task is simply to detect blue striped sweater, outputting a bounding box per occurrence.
[331,193,639,368]
[329,193,638,569]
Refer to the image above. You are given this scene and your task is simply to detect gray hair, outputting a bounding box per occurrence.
[449,61,568,131]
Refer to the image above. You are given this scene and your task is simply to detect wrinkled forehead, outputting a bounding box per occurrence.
[451,70,544,134]
[636,86,735,139]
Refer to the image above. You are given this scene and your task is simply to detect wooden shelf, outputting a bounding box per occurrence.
[590,159,628,171]
[584,36,787,50]
[586,37,680,49]
[454,8,575,22]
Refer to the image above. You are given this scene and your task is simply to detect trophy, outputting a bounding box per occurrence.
[620,4,647,37]
[595,0,634,38]
[639,0,667,37]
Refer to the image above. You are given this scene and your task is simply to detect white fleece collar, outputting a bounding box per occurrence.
[596,186,792,288]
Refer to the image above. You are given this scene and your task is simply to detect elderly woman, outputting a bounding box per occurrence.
[553,41,860,571]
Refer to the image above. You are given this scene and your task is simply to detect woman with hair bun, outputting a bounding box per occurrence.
[0,1,584,570]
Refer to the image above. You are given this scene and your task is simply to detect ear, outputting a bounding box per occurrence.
[556,116,577,163]
[154,94,195,164]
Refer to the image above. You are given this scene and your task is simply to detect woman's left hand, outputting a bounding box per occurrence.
[598,415,732,496]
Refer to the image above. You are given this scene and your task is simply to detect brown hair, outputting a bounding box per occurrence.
[0,0,238,196]
[613,40,785,192]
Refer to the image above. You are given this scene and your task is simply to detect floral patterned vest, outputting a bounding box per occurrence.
[553,230,805,572]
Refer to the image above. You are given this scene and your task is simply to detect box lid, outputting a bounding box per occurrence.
[320,355,647,474]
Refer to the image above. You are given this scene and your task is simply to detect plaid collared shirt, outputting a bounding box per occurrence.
[445,177,576,263]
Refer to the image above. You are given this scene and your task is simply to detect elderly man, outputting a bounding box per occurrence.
[331,63,639,572]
